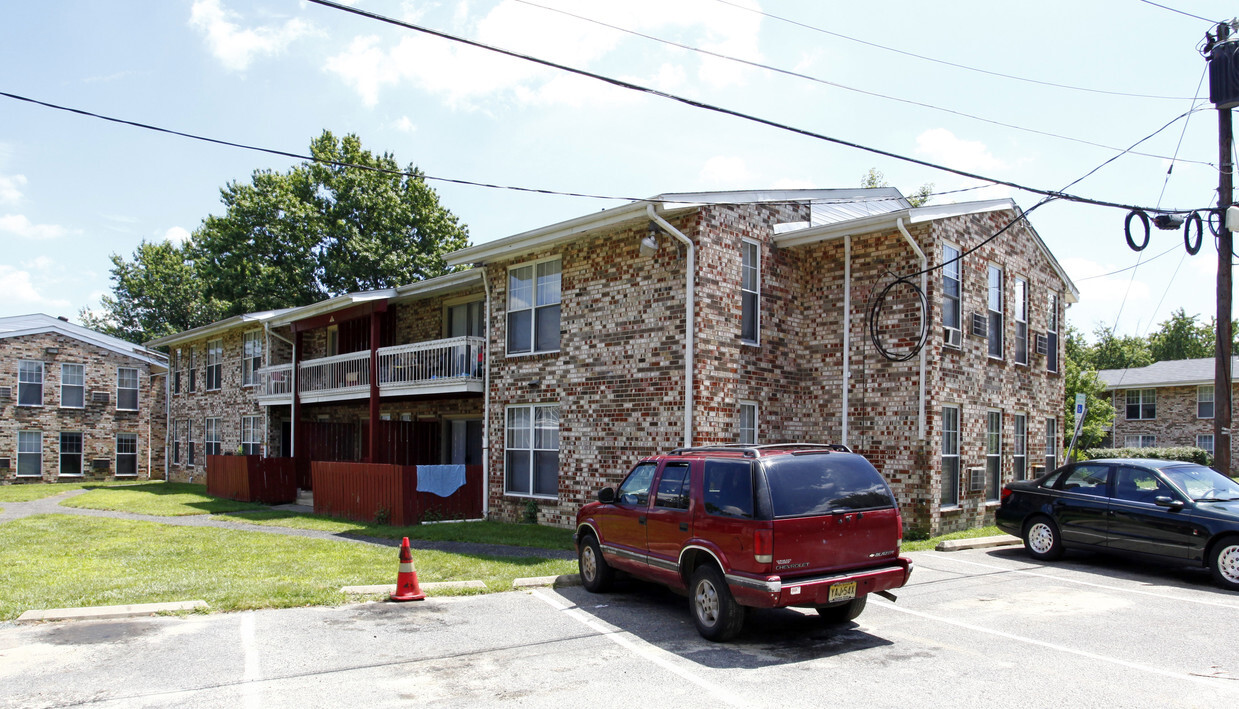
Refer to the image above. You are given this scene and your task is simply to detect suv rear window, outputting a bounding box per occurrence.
[763,454,895,518]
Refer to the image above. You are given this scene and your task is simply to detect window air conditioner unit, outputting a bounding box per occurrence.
[0,386,10,399]
[92,458,111,472]
[1035,334,1049,356]
[0,458,10,470]
[968,466,986,493]
[92,391,110,404]
[944,327,961,348]
[970,313,988,338]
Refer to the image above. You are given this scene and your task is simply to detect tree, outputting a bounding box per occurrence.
[191,131,470,316]
[860,167,934,207]
[1064,328,1116,456]
[1088,325,1153,371]
[79,239,222,345]
[1147,308,1213,361]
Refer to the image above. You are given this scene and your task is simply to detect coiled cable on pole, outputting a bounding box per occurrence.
[1184,211,1204,255]
[867,273,930,362]
[1125,209,1150,251]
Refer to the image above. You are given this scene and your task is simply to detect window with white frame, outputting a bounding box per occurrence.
[61,363,85,408]
[942,243,962,348]
[1045,418,1058,472]
[205,418,221,457]
[116,433,137,476]
[60,432,83,476]
[986,411,1002,502]
[1013,414,1027,481]
[987,265,1003,359]
[18,360,43,407]
[1125,435,1156,448]
[446,299,485,338]
[242,331,262,387]
[1198,385,1215,419]
[1198,433,1215,455]
[507,259,561,355]
[186,420,195,467]
[739,401,757,445]
[1047,293,1060,373]
[941,406,960,507]
[206,339,222,390]
[241,415,262,455]
[741,239,760,344]
[173,419,182,464]
[1125,389,1156,420]
[17,430,42,477]
[117,367,139,411]
[1013,277,1028,365]
[188,347,197,392]
[505,404,560,497]
[173,349,181,395]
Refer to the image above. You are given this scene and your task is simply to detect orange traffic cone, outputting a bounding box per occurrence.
[390,537,426,602]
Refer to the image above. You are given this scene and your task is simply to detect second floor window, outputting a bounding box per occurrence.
[1047,293,1060,373]
[61,363,85,408]
[1013,277,1028,365]
[1125,389,1155,420]
[243,331,262,386]
[942,244,961,348]
[206,339,222,390]
[987,265,1003,359]
[18,360,43,406]
[117,367,139,410]
[507,259,561,355]
[188,347,197,392]
[741,239,760,344]
[1199,385,1215,419]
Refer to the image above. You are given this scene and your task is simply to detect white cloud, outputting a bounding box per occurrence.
[392,116,418,133]
[0,173,25,204]
[22,256,54,272]
[698,155,752,186]
[189,0,316,72]
[915,128,1005,173]
[164,226,192,245]
[0,264,70,310]
[0,214,77,240]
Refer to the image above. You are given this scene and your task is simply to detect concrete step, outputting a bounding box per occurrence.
[295,490,314,507]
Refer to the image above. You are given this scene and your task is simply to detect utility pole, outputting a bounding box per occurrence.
[1215,20,1234,477]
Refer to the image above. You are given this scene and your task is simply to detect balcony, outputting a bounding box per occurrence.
[255,336,485,405]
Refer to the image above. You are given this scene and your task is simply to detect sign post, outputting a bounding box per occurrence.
[1066,393,1087,464]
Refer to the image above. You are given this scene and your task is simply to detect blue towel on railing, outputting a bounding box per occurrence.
[416,464,466,497]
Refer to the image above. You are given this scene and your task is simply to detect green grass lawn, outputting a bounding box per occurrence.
[0,514,576,621]
[60,482,268,516]
[901,525,1009,552]
[0,479,149,503]
[214,510,576,550]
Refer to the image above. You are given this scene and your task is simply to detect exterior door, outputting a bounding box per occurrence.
[449,419,483,465]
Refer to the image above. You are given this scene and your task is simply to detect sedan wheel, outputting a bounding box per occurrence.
[1210,539,1239,591]
[1024,516,1064,561]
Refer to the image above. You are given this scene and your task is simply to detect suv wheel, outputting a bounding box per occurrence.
[689,564,745,642]
[578,533,613,593]
[816,596,866,623]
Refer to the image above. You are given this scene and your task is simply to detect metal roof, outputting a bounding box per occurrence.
[0,313,168,368]
[1098,357,1239,389]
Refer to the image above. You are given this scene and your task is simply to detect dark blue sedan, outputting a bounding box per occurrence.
[996,458,1239,591]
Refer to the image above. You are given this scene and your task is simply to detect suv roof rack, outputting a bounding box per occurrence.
[667,443,852,458]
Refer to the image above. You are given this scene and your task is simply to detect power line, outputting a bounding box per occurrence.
[513,0,1214,167]
[1073,243,1181,281]
[711,0,1199,101]
[1135,0,1221,24]
[301,0,1210,216]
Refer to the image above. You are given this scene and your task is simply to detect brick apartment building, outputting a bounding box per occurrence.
[0,314,167,482]
[1099,357,1236,469]
[151,188,1076,534]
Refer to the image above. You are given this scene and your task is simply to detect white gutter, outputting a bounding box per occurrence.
[843,235,851,447]
[480,266,492,520]
[896,218,927,440]
[163,370,171,481]
[647,204,695,448]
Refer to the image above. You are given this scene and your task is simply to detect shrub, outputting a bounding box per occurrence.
[1081,446,1212,466]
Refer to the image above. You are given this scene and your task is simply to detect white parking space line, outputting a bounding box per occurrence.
[530,590,751,709]
[922,554,1239,609]
[240,613,263,709]
[871,599,1239,691]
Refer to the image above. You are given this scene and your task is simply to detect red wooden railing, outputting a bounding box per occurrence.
[206,455,297,504]
[311,461,483,525]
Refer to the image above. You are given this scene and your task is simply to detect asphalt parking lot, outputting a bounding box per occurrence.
[2,546,1237,708]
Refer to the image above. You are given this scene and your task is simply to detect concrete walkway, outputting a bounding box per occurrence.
[0,489,575,560]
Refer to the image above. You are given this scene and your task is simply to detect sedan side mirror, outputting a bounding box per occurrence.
[597,487,616,504]
[1154,496,1185,511]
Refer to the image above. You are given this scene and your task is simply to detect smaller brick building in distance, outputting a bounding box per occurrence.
[0,314,167,483]
[1098,357,1236,469]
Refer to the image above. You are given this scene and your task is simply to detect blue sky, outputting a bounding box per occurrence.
[0,1,1232,341]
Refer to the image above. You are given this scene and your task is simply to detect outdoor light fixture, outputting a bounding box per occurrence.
[640,221,660,257]
[44,347,59,355]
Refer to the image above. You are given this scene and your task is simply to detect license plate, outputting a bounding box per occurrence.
[827,581,857,602]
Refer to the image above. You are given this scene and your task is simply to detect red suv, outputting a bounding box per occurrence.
[574,444,914,641]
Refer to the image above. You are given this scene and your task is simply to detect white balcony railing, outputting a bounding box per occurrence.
[299,350,371,397]
[378,336,485,390]
[255,363,293,400]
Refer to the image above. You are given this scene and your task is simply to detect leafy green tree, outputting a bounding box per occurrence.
[80,240,222,345]
[860,167,934,207]
[1089,325,1153,371]
[1064,347,1116,456]
[192,131,470,316]
[1148,308,1213,361]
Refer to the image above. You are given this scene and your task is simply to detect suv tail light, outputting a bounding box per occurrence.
[754,528,772,564]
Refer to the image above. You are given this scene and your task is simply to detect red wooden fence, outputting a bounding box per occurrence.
[311,461,483,525]
[206,455,297,504]
[294,420,441,490]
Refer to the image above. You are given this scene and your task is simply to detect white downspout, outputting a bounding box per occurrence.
[479,266,492,519]
[843,235,851,447]
[647,204,695,449]
[896,217,928,440]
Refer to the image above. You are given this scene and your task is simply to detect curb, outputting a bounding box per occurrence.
[15,600,209,623]
[935,534,1022,552]
[341,580,487,594]
[512,574,581,589]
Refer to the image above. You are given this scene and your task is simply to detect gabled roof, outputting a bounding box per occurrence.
[144,308,295,349]
[0,313,168,369]
[1098,357,1239,390]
